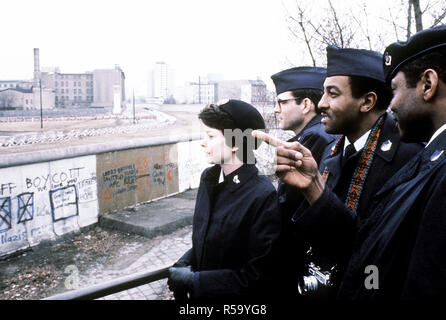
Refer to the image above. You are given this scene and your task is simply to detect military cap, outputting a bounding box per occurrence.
[271,66,326,94]
[326,45,385,83]
[383,24,446,84]
[217,99,266,132]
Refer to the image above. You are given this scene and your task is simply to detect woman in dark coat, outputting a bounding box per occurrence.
[167,99,283,301]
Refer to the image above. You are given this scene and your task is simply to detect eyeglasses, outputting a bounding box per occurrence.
[275,98,299,110]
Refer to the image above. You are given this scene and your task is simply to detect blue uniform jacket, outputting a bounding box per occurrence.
[278,114,337,219]
[277,114,337,291]
[291,113,423,296]
[177,164,283,300]
[293,113,422,252]
[338,129,446,299]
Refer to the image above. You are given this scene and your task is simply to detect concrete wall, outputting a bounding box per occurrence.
[0,134,208,257]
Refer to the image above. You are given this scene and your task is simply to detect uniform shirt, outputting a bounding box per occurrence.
[343,129,370,156]
[177,164,283,300]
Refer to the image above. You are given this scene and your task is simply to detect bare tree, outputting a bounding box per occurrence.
[412,0,424,31]
[284,0,446,66]
[407,0,414,38]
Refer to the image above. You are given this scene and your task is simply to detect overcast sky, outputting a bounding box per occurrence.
[1,0,432,97]
[0,0,297,95]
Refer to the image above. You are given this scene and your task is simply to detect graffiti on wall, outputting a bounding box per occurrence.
[1,138,208,257]
[0,156,98,256]
[0,196,12,232]
[99,162,178,201]
[96,144,189,214]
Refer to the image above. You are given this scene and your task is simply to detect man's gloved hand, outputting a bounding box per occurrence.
[167,266,195,300]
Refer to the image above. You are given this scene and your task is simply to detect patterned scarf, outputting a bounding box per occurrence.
[322,114,385,211]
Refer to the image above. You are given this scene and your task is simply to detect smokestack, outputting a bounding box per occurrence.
[33,48,40,87]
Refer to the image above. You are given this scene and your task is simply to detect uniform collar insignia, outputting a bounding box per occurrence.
[233,175,240,184]
[430,149,444,162]
[380,140,392,152]
[384,52,392,66]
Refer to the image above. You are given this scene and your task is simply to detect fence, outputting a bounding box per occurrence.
[43,265,171,300]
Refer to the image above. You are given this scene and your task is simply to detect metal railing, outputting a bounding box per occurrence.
[43,265,171,300]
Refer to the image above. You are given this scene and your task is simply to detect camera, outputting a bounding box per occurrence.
[297,262,336,295]
[297,247,338,296]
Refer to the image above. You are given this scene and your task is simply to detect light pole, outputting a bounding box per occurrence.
[133,89,136,124]
[40,79,43,130]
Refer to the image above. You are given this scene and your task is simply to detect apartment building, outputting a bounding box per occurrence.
[0,49,126,110]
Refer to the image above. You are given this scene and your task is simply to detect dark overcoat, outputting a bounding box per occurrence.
[278,114,338,219]
[177,164,283,300]
[338,129,446,299]
[277,114,337,291]
[291,113,423,295]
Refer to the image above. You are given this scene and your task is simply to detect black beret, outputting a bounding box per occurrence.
[217,99,266,132]
[383,24,446,84]
[326,45,385,83]
[271,66,326,94]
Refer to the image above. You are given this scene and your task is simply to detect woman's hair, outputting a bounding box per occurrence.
[198,103,236,131]
[198,104,256,164]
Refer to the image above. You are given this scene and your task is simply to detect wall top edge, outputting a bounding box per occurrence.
[0,132,203,168]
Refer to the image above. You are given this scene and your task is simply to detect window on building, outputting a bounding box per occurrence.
[78,81,81,86]
[65,81,68,86]
[74,96,77,101]
[66,89,69,94]
[74,82,76,87]
[61,89,64,93]
[55,81,58,87]
[78,88,82,94]
[74,89,77,94]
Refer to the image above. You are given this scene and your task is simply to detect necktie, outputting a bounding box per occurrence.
[342,143,356,167]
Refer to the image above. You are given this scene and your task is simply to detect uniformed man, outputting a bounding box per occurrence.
[271,67,337,297]
[270,46,423,298]
[270,25,446,299]
[271,66,336,165]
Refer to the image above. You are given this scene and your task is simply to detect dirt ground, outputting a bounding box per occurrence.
[0,224,185,300]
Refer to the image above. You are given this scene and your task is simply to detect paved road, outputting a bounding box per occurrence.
[97,225,192,300]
